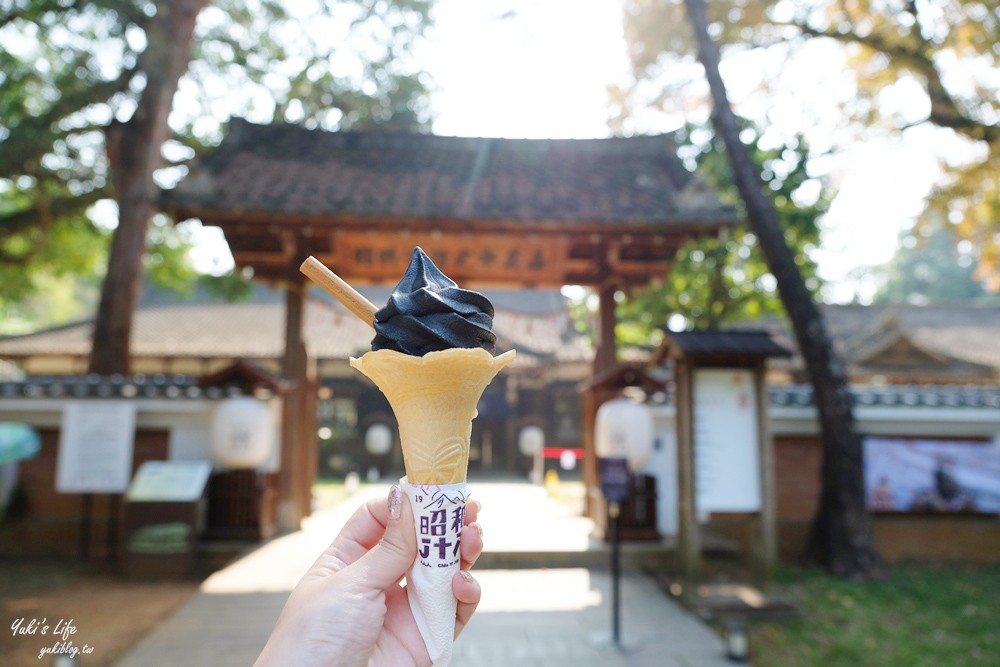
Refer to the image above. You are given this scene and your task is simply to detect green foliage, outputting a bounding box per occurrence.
[617,0,999,291]
[196,268,255,303]
[872,216,997,304]
[616,121,828,345]
[752,563,1000,667]
[0,208,109,334]
[0,0,434,331]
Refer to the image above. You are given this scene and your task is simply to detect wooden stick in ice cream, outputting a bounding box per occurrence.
[299,256,377,328]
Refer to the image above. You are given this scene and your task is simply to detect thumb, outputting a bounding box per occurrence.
[347,485,416,592]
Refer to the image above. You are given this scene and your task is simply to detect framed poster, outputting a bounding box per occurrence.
[863,437,1000,514]
[693,368,761,513]
[56,401,137,493]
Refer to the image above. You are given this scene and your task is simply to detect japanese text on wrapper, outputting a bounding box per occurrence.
[418,504,464,568]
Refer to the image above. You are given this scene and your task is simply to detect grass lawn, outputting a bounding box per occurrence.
[751,562,1000,667]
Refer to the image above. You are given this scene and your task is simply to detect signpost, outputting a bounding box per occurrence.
[595,398,654,649]
[599,456,630,646]
[123,461,213,579]
[55,401,137,561]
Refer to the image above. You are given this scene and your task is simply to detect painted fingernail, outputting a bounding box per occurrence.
[388,484,402,520]
[469,522,483,538]
[460,570,474,584]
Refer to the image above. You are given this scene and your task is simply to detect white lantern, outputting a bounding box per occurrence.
[518,425,545,457]
[595,398,654,471]
[365,423,393,455]
[210,396,274,469]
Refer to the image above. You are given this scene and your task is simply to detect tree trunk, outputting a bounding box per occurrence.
[88,0,207,374]
[683,0,885,579]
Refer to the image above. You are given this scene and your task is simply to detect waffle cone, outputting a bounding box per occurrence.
[350,348,516,484]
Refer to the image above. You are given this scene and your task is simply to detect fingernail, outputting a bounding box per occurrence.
[469,499,483,513]
[469,522,483,539]
[460,570,474,584]
[388,484,402,520]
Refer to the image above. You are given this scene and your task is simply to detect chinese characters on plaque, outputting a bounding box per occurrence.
[333,234,567,285]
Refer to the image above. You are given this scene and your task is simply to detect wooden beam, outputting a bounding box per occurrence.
[754,358,777,582]
[278,280,309,531]
[220,222,693,287]
[594,282,617,374]
[675,357,701,582]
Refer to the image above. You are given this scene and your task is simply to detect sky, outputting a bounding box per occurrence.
[421,0,630,140]
[186,0,954,304]
[414,0,950,303]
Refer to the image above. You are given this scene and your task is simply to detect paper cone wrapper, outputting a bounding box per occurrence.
[400,477,469,667]
[350,348,516,484]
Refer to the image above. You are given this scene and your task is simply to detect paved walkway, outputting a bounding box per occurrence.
[116,481,741,667]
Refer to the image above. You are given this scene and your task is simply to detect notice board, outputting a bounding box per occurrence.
[692,368,761,513]
[56,401,137,493]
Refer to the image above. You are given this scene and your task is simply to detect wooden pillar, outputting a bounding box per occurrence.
[675,357,701,582]
[504,375,519,474]
[581,387,598,515]
[298,354,318,521]
[753,359,777,582]
[279,281,308,531]
[595,281,617,374]
[584,281,618,517]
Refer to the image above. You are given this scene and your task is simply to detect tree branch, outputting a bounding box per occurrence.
[0,188,108,238]
[781,20,997,145]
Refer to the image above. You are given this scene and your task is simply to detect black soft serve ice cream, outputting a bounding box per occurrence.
[372,247,497,356]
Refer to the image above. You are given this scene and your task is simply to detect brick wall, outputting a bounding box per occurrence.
[774,435,823,520]
[773,434,1000,563]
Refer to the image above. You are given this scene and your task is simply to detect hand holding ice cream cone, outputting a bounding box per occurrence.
[255,486,484,667]
[300,247,515,666]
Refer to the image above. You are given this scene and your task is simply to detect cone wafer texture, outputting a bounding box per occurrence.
[350,348,516,484]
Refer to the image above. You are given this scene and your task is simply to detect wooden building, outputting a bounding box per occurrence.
[3,295,1000,561]
[157,120,737,528]
[2,117,997,562]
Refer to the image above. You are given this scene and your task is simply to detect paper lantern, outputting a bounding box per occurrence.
[595,398,654,471]
[210,396,274,469]
[518,425,545,457]
[365,423,393,455]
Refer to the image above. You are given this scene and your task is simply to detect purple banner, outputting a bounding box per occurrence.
[863,437,1000,514]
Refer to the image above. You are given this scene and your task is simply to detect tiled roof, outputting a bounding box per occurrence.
[770,384,1000,410]
[0,295,593,367]
[0,374,242,400]
[744,303,1000,378]
[825,304,1000,367]
[162,119,735,225]
[6,377,998,410]
[661,329,791,359]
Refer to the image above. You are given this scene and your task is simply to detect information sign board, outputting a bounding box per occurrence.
[126,461,213,502]
[693,369,761,513]
[56,401,136,493]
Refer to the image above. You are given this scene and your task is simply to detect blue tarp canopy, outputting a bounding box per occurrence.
[0,422,41,464]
